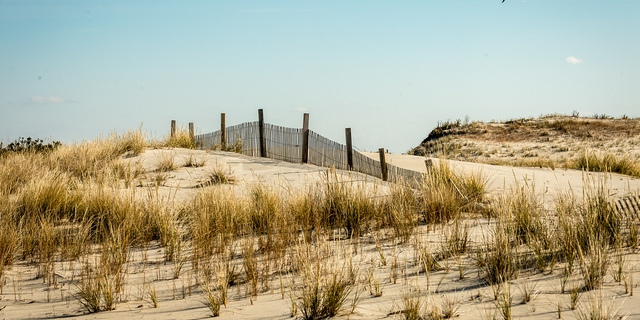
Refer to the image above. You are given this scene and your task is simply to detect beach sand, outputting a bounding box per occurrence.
[2,148,639,319]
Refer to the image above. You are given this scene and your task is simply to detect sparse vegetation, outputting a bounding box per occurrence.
[398,289,425,320]
[1,122,639,319]
[202,162,236,185]
[410,114,640,178]
[184,152,207,168]
[201,277,224,317]
[292,240,360,320]
[162,124,196,149]
[571,150,640,177]
[155,153,178,172]
[495,281,513,320]
[574,291,623,320]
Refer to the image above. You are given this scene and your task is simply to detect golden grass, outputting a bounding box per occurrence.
[1,125,638,317]
[571,150,640,178]
[157,124,196,149]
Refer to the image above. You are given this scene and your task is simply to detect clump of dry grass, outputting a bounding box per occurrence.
[17,172,80,222]
[49,129,148,181]
[112,126,147,156]
[398,289,425,320]
[76,226,130,313]
[419,159,465,224]
[574,291,623,320]
[388,182,420,243]
[579,237,609,291]
[477,171,630,289]
[561,179,623,256]
[189,187,241,261]
[0,213,18,283]
[209,135,243,153]
[247,185,280,237]
[478,218,520,284]
[418,158,489,225]
[155,153,178,172]
[492,157,558,170]
[76,268,103,313]
[476,185,544,283]
[0,152,44,195]
[201,277,224,317]
[495,281,513,320]
[292,240,361,320]
[571,150,640,177]
[184,153,207,168]
[110,161,144,187]
[320,169,379,238]
[203,162,236,185]
[508,184,548,246]
[161,124,196,149]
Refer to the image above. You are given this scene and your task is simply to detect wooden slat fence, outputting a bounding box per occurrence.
[353,151,383,179]
[615,195,640,220]
[195,121,261,156]
[265,123,303,163]
[307,130,350,171]
[195,121,427,185]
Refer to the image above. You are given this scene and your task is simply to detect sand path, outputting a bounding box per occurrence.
[362,152,640,202]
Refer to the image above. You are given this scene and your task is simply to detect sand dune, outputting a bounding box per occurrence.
[2,148,640,320]
[363,152,640,202]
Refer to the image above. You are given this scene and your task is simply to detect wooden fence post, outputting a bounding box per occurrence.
[258,109,266,158]
[302,113,309,163]
[425,159,433,170]
[378,148,388,181]
[170,120,176,138]
[345,128,353,170]
[188,122,194,141]
[221,113,226,150]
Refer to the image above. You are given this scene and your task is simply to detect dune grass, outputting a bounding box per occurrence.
[1,126,638,318]
[571,150,640,178]
[159,124,196,149]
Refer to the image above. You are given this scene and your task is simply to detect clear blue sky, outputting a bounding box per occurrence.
[1,0,638,153]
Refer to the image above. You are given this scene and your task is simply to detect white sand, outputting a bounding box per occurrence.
[363,152,640,203]
[128,149,389,202]
[2,148,640,319]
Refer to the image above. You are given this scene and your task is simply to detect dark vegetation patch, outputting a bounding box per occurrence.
[0,137,61,156]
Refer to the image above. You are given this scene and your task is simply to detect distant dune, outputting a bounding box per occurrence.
[409,114,640,177]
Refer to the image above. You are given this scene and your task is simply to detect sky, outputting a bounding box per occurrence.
[1,0,639,153]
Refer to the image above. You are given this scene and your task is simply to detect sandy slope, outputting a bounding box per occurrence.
[127,149,388,202]
[363,152,640,203]
[2,149,640,320]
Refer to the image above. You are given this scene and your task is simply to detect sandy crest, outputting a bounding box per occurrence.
[362,152,640,202]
